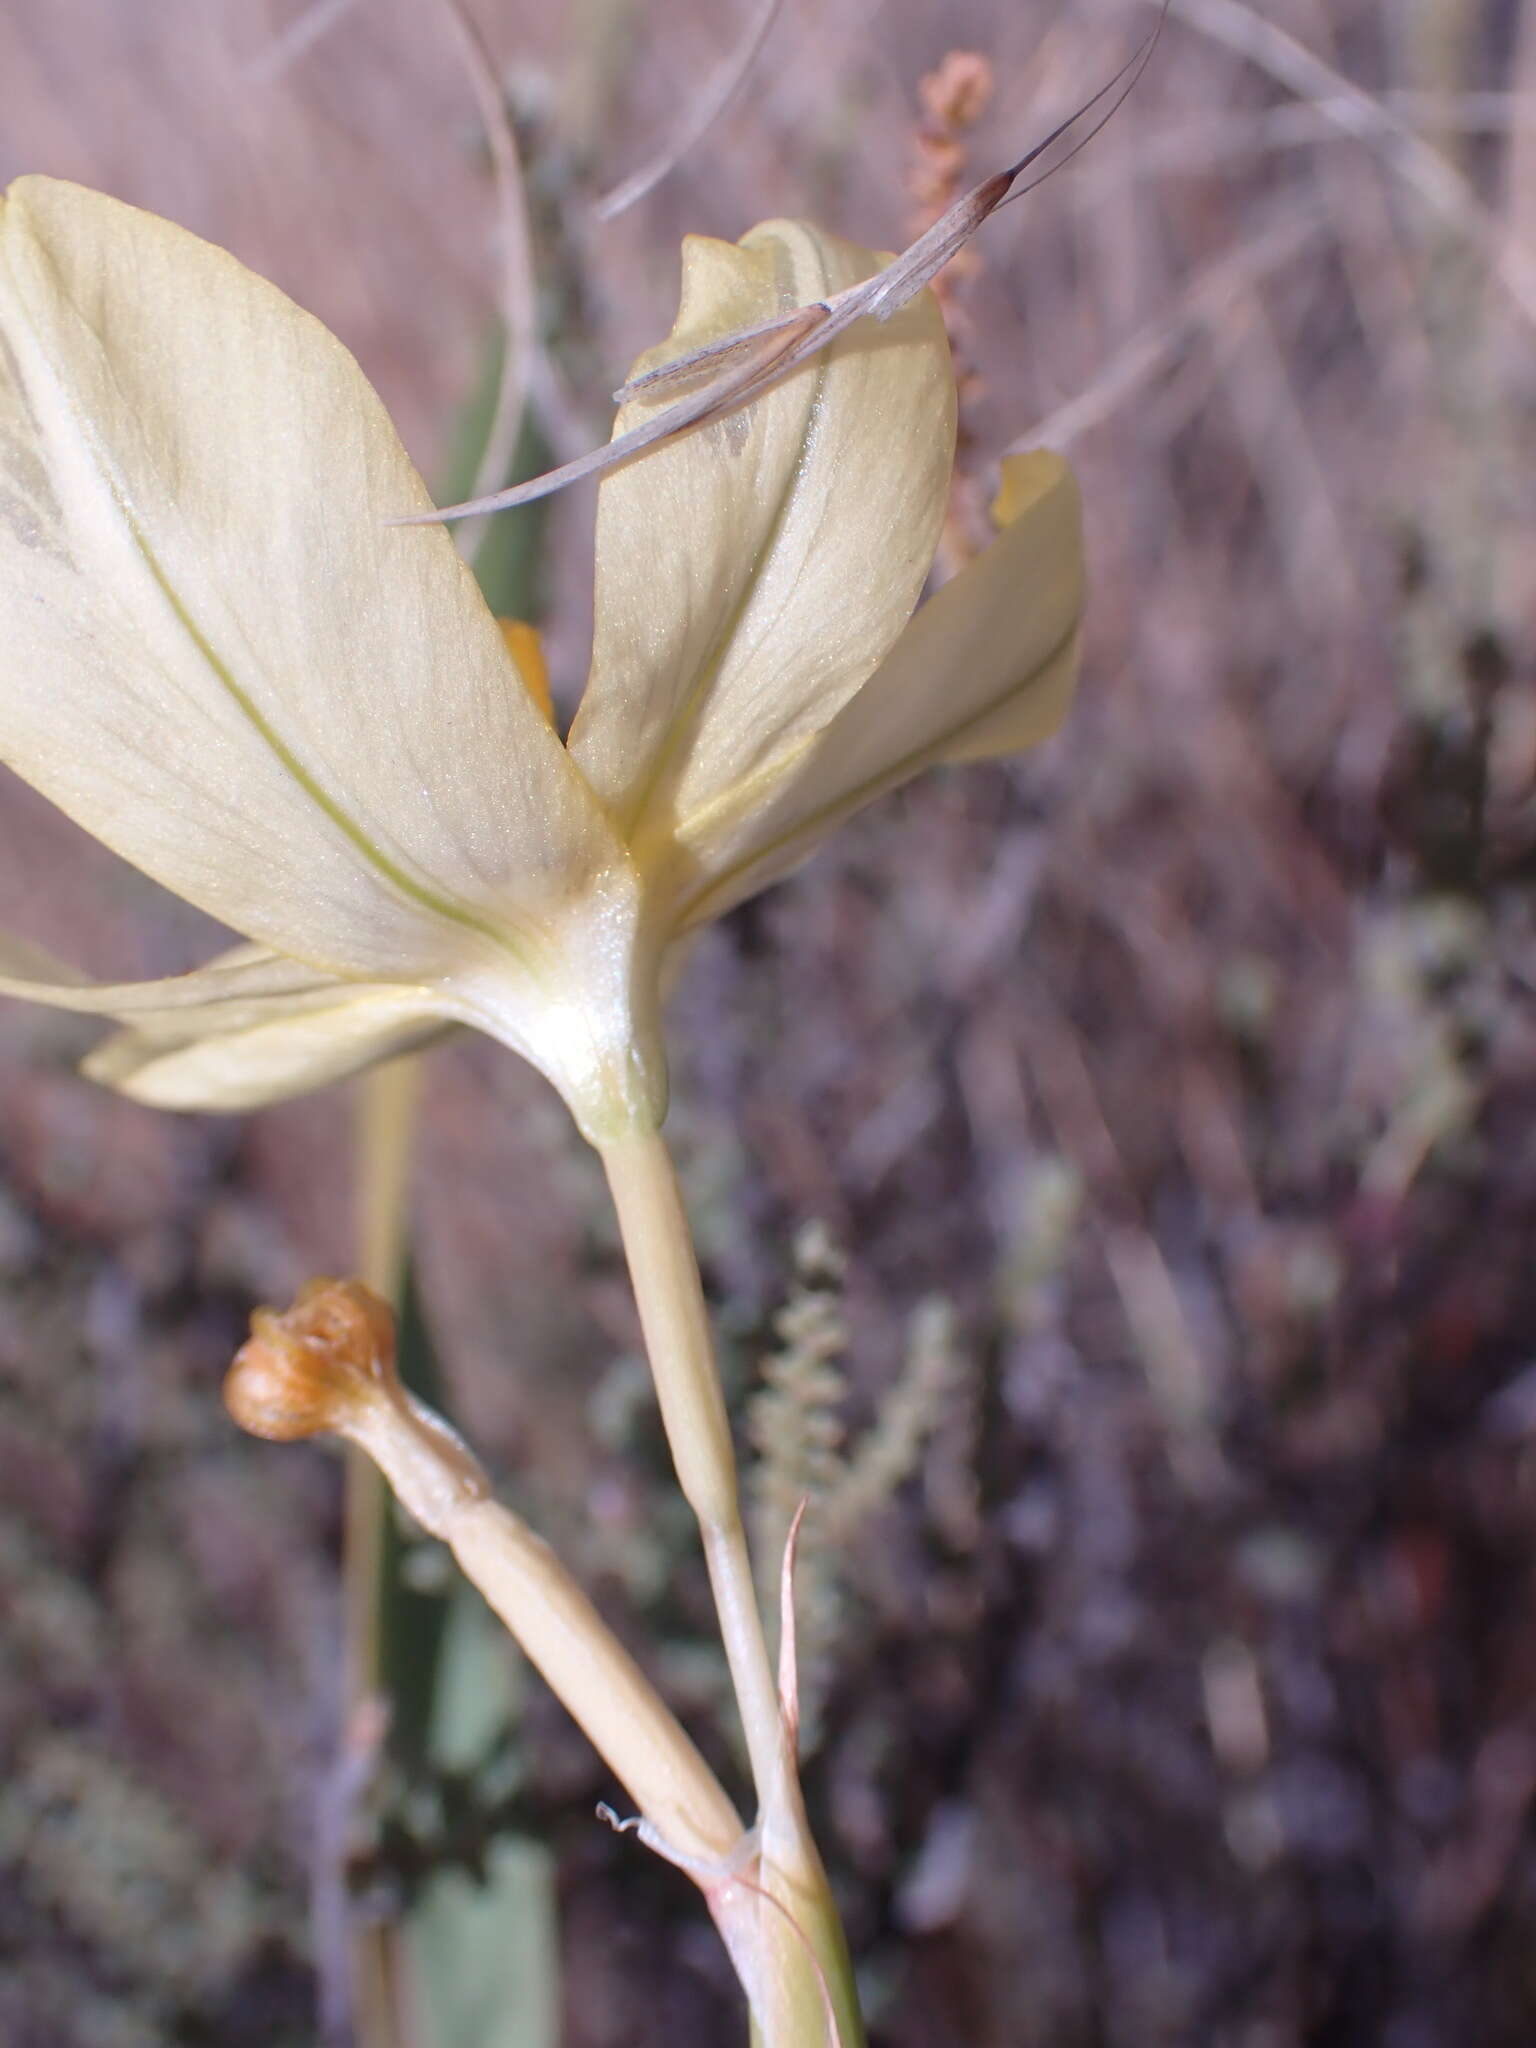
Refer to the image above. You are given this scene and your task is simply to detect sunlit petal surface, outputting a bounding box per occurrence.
[571,219,956,893]
[0,178,618,986]
[669,450,1083,932]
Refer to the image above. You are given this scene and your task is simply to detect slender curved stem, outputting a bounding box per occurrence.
[600,1127,866,2046]
[601,1127,785,1808]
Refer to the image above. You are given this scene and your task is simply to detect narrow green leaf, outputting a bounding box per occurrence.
[406,1588,556,2048]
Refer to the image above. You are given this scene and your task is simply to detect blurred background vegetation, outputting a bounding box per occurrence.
[2,1,1535,2043]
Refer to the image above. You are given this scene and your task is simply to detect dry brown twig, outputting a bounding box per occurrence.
[593,0,788,222]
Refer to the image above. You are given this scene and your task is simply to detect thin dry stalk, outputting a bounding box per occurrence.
[434,0,537,562]
[1016,208,1323,450]
[1022,992,1218,1467]
[1153,0,1536,330]
[246,0,361,84]
[594,0,786,221]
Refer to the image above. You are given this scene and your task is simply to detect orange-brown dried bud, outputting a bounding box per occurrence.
[919,50,994,134]
[224,1278,397,1442]
[912,132,967,186]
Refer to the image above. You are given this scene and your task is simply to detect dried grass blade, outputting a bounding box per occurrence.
[392,304,832,524]
[408,16,1169,525]
[613,302,830,404]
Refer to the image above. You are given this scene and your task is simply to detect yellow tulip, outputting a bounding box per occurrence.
[0,176,1082,1141]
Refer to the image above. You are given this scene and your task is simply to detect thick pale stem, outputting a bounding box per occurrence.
[601,1128,785,1808]
[346,1058,424,2048]
[357,1058,423,1301]
[352,1388,744,1865]
[453,1500,744,1859]
[599,1129,866,2046]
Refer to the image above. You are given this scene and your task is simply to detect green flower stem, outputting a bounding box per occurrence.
[346,1055,423,1709]
[345,1056,424,2048]
[747,1839,865,2048]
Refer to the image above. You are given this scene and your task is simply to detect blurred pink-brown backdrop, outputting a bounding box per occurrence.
[3,3,1536,2044]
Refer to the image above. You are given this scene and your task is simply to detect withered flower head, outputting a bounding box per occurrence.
[225,1278,487,1526]
[223,1279,396,1442]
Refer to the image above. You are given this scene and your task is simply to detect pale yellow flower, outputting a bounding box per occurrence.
[0,177,1082,1139]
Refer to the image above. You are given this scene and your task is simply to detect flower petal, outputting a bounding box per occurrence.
[569,220,956,879]
[0,930,352,1012]
[0,928,449,1109]
[0,177,619,984]
[666,450,1084,932]
[86,993,451,1112]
